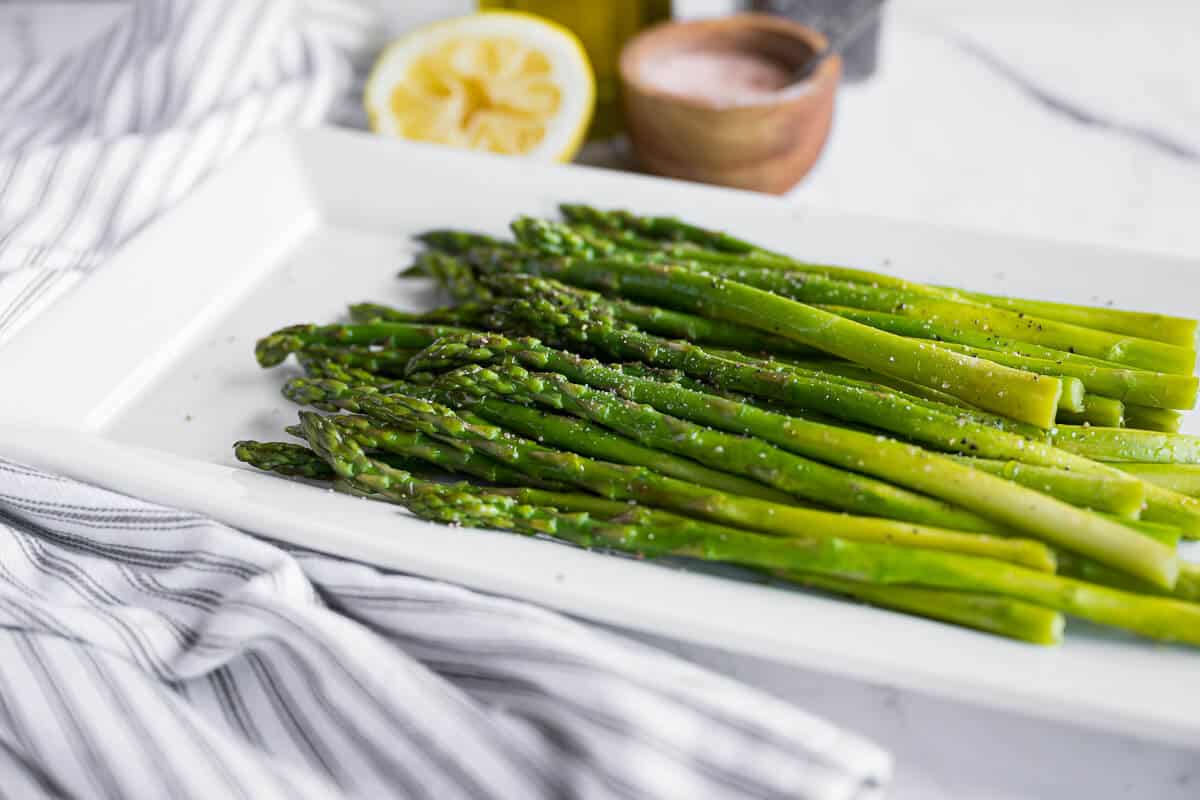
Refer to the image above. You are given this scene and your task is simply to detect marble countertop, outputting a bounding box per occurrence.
[796,0,1200,259]
[5,1,1198,797]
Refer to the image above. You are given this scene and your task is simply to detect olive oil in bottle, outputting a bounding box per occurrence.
[478,0,671,139]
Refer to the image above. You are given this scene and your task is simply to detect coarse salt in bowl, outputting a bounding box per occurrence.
[619,13,841,194]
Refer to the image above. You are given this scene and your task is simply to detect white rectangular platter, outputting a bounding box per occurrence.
[1,127,1197,746]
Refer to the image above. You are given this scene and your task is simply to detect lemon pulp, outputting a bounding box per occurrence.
[390,36,562,155]
[366,12,594,161]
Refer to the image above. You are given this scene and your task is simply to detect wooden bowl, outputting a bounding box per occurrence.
[619,14,841,194]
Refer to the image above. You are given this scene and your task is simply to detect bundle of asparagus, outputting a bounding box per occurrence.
[238,205,1200,647]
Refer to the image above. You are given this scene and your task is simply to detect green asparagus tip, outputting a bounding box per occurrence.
[254,323,312,367]
[414,229,506,254]
[283,375,364,412]
[347,302,416,323]
[419,250,496,304]
[234,440,335,479]
[557,203,592,222]
[405,331,536,376]
[510,217,597,258]
[398,262,430,277]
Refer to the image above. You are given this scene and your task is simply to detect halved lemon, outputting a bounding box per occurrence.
[365,12,595,162]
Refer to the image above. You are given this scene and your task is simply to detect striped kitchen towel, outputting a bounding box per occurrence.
[0,0,377,343]
[0,458,889,799]
[0,2,890,798]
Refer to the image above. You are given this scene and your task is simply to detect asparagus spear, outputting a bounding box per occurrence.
[467,288,1083,465]
[780,358,972,408]
[1058,395,1125,428]
[255,322,469,368]
[541,216,805,275]
[557,204,763,255]
[254,432,675,526]
[414,352,1180,586]
[613,360,812,415]
[821,305,1126,366]
[436,365,1019,534]
[548,216,986,328]
[295,344,420,377]
[945,290,1199,348]
[484,272,954,420]
[263,407,579,490]
[413,250,495,303]
[300,411,1200,646]
[297,355,389,384]
[707,348,1043,438]
[354,293,812,357]
[1124,405,1184,433]
[235,441,342,478]
[782,573,1064,644]
[485,230,1066,428]
[290,374,799,504]
[495,276,820,356]
[348,302,489,327]
[559,205,1199,348]
[533,303,1200,535]
[1115,464,1200,497]
[489,276,1184,480]
[475,283,1200,533]
[786,357,1086,415]
[1053,426,1200,464]
[299,358,799,504]
[302,343,749,411]
[415,229,511,254]
[1107,519,1182,547]
[899,464,1177,545]
[299,411,1066,643]
[1057,553,1200,605]
[646,259,1196,376]
[407,332,1170,556]
[514,218,1195,376]
[558,205,972,309]
[335,386,1058,570]
[681,261,1196,374]
[451,335,1190,532]
[942,456,1144,518]
[237,428,554,494]
[1135,484,1200,538]
[925,338,1197,410]
[323,415,571,489]
[360,275,820,359]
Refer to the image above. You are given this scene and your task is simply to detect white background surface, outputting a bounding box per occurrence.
[3,1,1198,798]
